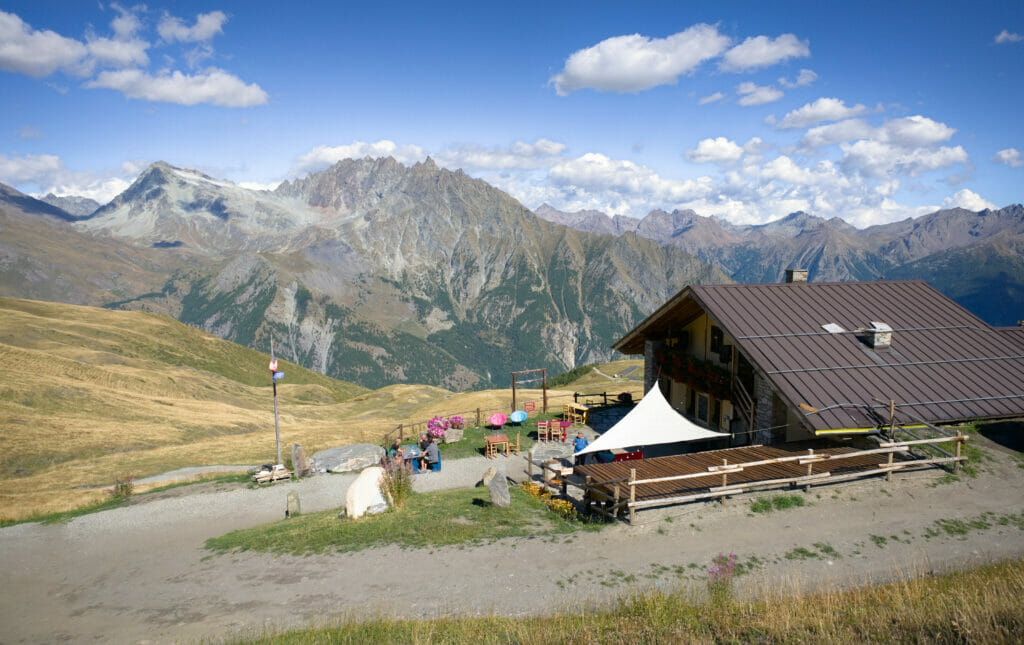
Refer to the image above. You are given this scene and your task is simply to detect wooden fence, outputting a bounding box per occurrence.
[580,433,968,523]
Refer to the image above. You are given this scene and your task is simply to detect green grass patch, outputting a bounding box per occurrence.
[229,559,1024,644]
[750,494,805,514]
[205,486,602,556]
[784,546,820,560]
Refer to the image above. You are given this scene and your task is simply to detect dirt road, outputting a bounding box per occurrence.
[1,434,1023,644]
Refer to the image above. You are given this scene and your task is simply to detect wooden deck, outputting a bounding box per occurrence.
[575,443,902,509]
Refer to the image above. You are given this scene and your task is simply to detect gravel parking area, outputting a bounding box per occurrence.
[2,438,1023,644]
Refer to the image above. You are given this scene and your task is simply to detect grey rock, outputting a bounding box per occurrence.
[286,490,300,517]
[488,472,510,508]
[291,443,310,478]
[444,427,464,444]
[310,444,385,474]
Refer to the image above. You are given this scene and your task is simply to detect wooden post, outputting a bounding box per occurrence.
[585,475,593,513]
[476,408,481,428]
[542,368,548,413]
[613,483,620,517]
[528,450,534,480]
[955,431,962,473]
[889,399,896,435]
[805,448,813,492]
[629,468,637,523]
[886,450,894,482]
[721,459,728,488]
[398,423,404,441]
[511,374,517,412]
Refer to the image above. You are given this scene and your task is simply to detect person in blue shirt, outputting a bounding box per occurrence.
[573,431,589,466]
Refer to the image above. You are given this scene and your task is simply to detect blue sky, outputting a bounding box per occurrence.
[1,1,1021,226]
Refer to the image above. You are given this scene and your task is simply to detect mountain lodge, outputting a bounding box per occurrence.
[613,272,1024,445]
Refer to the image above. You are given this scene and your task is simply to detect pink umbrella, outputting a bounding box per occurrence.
[488,412,507,427]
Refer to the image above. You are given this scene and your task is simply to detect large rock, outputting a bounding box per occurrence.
[310,444,384,474]
[287,490,300,517]
[444,427,464,444]
[345,466,389,519]
[480,466,500,487]
[488,472,510,508]
[291,443,310,478]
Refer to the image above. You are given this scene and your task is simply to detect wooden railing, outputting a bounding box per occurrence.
[581,433,969,523]
[731,378,755,433]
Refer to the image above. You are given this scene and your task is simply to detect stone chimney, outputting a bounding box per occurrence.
[865,321,892,349]
[785,268,808,283]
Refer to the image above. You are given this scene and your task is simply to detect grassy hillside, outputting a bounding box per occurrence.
[0,297,644,521]
[0,297,375,520]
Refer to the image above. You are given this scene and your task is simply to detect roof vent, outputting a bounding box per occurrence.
[785,268,808,283]
[865,321,892,349]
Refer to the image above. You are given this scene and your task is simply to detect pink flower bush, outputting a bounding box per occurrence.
[426,416,449,438]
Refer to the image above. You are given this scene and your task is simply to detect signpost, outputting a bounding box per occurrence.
[270,340,282,466]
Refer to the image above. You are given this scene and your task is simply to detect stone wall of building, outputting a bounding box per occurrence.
[644,339,665,395]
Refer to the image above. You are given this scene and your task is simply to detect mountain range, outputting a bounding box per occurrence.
[536,203,1024,325]
[0,158,727,389]
[2,157,1020,391]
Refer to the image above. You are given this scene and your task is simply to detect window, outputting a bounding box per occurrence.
[710,326,723,353]
[696,393,710,424]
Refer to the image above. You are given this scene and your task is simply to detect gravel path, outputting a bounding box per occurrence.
[2,438,1023,644]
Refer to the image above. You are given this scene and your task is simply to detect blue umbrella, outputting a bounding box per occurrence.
[509,410,527,424]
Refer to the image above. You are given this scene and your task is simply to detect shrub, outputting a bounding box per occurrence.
[380,461,413,508]
[707,552,737,604]
[111,473,134,501]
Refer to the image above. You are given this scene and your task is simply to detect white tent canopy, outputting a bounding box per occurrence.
[575,383,728,455]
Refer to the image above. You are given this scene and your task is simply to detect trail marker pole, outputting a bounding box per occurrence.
[270,339,282,466]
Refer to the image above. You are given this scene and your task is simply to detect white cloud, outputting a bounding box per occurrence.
[736,82,783,106]
[800,118,875,149]
[840,140,967,178]
[86,37,149,68]
[779,68,817,88]
[292,140,429,176]
[799,115,954,150]
[109,3,143,40]
[549,23,730,95]
[995,29,1023,44]
[940,189,995,211]
[0,9,88,77]
[549,153,713,203]
[687,137,743,163]
[721,33,809,71]
[17,125,44,140]
[0,153,136,203]
[435,139,567,171]
[993,148,1024,168]
[158,11,228,43]
[773,97,871,129]
[86,67,268,107]
[698,91,725,105]
[880,115,955,146]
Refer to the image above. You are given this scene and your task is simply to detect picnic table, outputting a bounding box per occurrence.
[485,433,510,458]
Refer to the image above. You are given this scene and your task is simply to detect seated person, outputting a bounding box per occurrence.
[387,438,403,461]
[418,433,430,451]
[422,438,441,472]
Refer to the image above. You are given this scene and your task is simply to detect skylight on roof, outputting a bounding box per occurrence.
[822,323,845,334]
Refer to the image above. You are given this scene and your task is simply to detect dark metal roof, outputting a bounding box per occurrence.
[615,280,1024,432]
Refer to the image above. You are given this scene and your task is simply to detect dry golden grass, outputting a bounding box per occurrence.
[0,297,644,522]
